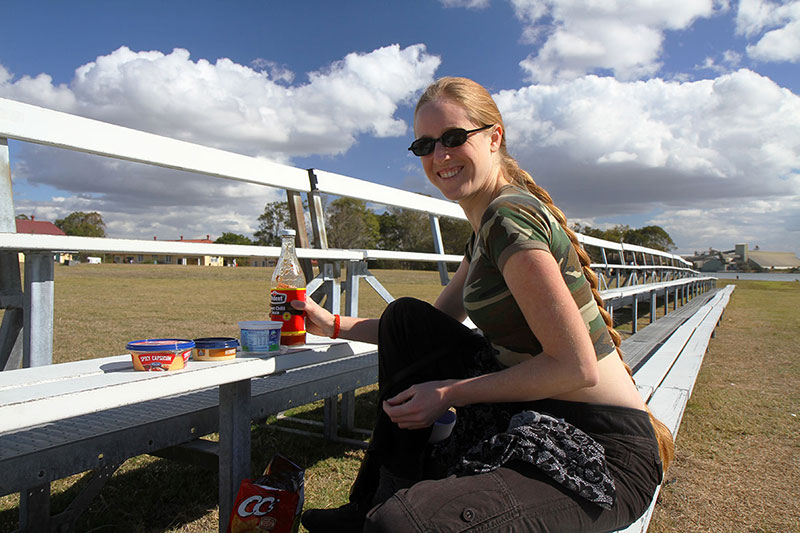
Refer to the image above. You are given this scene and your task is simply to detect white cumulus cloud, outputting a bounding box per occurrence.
[737,0,800,62]
[440,0,491,8]
[1,44,441,239]
[2,44,440,160]
[510,0,723,82]
[493,69,800,224]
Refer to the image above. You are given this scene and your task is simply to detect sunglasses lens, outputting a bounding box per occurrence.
[410,139,434,156]
[440,129,468,148]
[408,127,479,156]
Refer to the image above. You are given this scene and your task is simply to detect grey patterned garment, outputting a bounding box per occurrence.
[429,341,616,510]
[458,410,616,509]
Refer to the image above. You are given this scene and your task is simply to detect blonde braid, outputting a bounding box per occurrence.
[503,154,675,474]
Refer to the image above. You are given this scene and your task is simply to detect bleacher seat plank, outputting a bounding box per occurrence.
[0,351,377,496]
[614,285,734,533]
[622,288,718,371]
[632,290,726,402]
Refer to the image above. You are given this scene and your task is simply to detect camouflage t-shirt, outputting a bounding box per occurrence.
[464,185,616,367]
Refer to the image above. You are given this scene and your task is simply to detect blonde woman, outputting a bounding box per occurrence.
[297,77,672,532]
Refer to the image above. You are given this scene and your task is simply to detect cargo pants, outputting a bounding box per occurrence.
[359,297,663,532]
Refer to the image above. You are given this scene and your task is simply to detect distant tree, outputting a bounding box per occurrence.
[376,208,436,269]
[623,225,676,252]
[571,222,676,255]
[378,211,401,251]
[215,232,253,246]
[15,214,29,220]
[571,223,606,240]
[378,209,432,253]
[215,232,253,266]
[327,198,379,249]
[55,211,106,237]
[439,217,473,255]
[254,201,291,246]
[603,224,631,244]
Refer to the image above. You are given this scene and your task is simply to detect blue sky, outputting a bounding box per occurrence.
[2,0,799,256]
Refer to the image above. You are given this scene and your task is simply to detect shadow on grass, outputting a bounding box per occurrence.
[0,389,380,533]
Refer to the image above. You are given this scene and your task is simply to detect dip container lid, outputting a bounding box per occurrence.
[238,320,283,329]
[194,337,240,349]
[126,338,195,352]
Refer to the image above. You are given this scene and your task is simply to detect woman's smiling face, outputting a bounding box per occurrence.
[413,98,501,205]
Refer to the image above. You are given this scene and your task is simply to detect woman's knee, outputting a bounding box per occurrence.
[381,296,431,323]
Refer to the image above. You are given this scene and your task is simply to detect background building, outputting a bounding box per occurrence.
[110,236,224,266]
[685,243,800,272]
[14,217,73,264]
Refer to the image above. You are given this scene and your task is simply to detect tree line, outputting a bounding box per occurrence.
[23,203,676,269]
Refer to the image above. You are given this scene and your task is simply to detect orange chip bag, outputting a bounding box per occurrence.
[227,455,305,533]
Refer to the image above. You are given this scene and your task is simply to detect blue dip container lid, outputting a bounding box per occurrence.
[194,337,240,350]
[126,338,195,352]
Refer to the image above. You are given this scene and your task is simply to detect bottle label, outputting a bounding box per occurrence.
[270,288,306,344]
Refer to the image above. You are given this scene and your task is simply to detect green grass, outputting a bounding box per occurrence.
[649,279,800,532]
[1,266,797,532]
[0,263,438,533]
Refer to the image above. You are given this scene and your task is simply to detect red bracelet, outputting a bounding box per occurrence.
[331,314,341,339]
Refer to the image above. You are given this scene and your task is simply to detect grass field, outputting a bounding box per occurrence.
[1,264,798,532]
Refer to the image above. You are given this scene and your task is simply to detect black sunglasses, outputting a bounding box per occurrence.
[408,124,493,156]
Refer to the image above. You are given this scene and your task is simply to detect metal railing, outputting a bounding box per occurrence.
[0,97,704,369]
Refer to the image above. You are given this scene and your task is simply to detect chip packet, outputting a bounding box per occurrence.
[227,454,305,533]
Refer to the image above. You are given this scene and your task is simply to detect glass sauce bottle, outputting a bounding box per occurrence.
[270,229,306,345]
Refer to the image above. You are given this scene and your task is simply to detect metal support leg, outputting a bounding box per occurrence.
[286,189,315,284]
[0,137,25,371]
[219,380,251,533]
[631,295,638,334]
[348,260,394,306]
[323,396,337,440]
[341,391,355,432]
[321,263,340,314]
[50,463,121,532]
[649,290,657,324]
[0,252,23,370]
[19,483,50,532]
[429,215,449,286]
[345,260,360,317]
[23,252,54,367]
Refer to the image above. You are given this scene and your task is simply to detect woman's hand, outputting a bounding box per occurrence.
[382,380,455,429]
[290,297,334,337]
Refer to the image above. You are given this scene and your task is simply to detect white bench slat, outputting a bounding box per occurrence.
[0,233,367,261]
[0,336,377,434]
[656,288,731,396]
[619,285,734,533]
[0,97,312,193]
[647,386,690,437]
[633,291,725,401]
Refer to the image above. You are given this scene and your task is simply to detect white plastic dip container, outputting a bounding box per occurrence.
[238,320,282,353]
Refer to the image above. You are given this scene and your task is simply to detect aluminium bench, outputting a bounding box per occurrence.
[0,335,378,533]
[616,284,735,532]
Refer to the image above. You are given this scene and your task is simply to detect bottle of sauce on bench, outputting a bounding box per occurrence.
[270,229,306,346]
